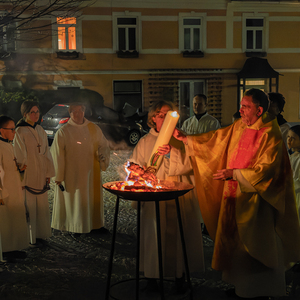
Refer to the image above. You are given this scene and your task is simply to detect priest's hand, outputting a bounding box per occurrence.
[0,199,4,205]
[173,128,188,144]
[157,144,171,155]
[213,169,234,181]
[55,181,62,185]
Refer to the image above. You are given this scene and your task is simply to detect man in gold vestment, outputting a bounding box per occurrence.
[174,88,300,299]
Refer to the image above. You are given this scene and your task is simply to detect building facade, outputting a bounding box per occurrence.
[1,0,300,126]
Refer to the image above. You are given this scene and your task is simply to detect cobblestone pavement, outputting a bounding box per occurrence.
[0,149,299,300]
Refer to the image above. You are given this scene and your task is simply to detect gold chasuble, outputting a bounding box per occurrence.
[188,112,300,271]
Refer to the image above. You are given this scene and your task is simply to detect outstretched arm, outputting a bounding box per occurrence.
[173,128,187,144]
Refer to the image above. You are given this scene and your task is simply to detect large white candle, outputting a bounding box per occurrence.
[147,110,180,170]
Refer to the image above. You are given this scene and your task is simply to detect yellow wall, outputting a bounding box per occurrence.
[207,21,226,48]
[82,21,112,48]
[142,21,178,49]
[233,21,242,49]
[269,21,300,48]
[277,73,300,122]
[19,20,52,48]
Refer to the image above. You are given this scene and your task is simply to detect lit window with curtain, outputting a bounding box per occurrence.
[57,17,76,50]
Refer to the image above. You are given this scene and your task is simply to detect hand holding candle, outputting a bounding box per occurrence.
[147,110,180,169]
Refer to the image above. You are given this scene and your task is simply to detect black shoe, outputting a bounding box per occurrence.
[71,233,81,238]
[142,278,160,294]
[225,288,237,297]
[175,273,188,294]
[292,262,300,272]
[3,251,27,262]
[29,238,45,248]
[90,227,110,235]
[202,224,209,235]
[225,289,270,300]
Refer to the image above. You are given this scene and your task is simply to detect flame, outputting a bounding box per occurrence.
[109,161,164,192]
[171,111,178,117]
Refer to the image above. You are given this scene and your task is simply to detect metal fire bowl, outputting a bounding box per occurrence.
[103,180,194,201]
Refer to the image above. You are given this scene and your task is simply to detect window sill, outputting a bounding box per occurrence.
[182,50,204,58]
[56,51,84,60]
[245,51,267,58]
[117,50,139,58]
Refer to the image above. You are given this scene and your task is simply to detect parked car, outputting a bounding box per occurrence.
[40,104,144,147]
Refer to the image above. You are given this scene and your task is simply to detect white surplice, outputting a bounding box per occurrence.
[0,139,28,253]
[14,123,55,244]
[50,118,110,233]
[289,151,300,220]
[181,113,220,135]
[130,128,204,278]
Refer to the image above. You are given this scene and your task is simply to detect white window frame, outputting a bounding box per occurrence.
[0,12,17,53]
[2,23,16,52]
[242,13,269,53]
[112,11,141,52]
[52,15,82,52]
[179,12,206,52]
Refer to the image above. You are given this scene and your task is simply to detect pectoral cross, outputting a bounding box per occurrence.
[37,144,41,153]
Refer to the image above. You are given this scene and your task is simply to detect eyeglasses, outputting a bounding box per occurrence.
[30,110,40,114]
[2,128,16,132]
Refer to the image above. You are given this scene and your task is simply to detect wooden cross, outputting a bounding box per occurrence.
[37,144,41,153]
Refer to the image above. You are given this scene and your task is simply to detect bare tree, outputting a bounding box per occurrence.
[0,0,91,58]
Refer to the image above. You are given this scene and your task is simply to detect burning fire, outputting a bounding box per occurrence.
[109,161,165,192]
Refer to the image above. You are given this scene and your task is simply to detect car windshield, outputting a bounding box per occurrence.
[46,105,69,117]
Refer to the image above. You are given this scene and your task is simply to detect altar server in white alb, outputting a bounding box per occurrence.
[14,101,55,246]
[0,116,28,259]
[181,94,220,134]
[130,100,204,293]
[51,103,110,234]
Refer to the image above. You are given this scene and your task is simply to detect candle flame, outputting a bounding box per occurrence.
[171,111,178,117]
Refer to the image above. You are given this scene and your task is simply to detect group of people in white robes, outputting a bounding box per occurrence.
[0,100,110,261]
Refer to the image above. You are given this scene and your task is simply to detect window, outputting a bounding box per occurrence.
[179,80,205,125]
[52,16,82,53]
[239,79,268,101]
[183,18,201,51]
[1,23,16,53]
[117,18,137,51]
[113,12,141,54]
[57,17,76,50]
[246,18,263,51]
[243,14,268,54]
[113,80,142,112]
[179,13,206,54]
